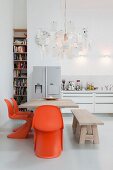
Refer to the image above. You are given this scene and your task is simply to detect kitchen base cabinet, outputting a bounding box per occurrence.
[62,92,94,113]
[95,93,113,113]
[95,104,113,113]
[95,93,113,103]
[62,91,113,114]
[61,108,76,114]
[61,104,94,114]
[63,96,93,104]
[78,104,94,113]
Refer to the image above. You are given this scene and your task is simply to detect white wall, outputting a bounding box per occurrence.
[14,0,27,28]
[0,0,13,126]
[27,0,113,100]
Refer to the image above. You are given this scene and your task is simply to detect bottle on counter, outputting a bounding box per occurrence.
[62,79,66,90]
[76,80,81,91]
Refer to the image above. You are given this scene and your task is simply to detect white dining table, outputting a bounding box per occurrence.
[19,99,79,109]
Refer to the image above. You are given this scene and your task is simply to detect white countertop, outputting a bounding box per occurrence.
[62,90,113,94]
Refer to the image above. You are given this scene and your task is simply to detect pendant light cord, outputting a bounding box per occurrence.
[64,0,67,34]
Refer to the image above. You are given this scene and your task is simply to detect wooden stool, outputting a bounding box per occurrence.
[72,109,104,144]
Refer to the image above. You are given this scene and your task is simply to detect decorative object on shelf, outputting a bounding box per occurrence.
[86,82,95,91]
[13,29,27,108]
[44,97,58,100]
[35,0,90,58]
[75,80,82,91]
[62,79,66,90]
[67,81,75,91]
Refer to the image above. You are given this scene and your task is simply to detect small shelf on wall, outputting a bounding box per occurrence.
[14,95,27,97]
[14,60,27,62]
[14,86,27,87]
[13,44,27,46]
[14,52,27,54]
[14,36,27,38]
[13,29,27,110]
[14,68,27,70]
[14,77,27,79]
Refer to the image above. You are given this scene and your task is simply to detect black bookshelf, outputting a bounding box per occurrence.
[13,29,27,110]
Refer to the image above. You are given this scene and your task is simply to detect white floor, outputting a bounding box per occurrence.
[0,115,113,170]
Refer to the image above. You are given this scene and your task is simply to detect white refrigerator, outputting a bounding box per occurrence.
[32,66,61,99]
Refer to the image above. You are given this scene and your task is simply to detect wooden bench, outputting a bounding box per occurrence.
[71,109,104,144]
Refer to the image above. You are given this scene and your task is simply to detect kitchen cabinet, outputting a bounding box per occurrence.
[62,91,113,114]
[95,93,113,113]
[62,92,94,113]
[95,104,113,113]
[78,104,94,113]
[62,93,93,103]
[95,93,113,103]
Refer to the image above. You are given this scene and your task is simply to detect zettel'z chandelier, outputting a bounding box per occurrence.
[36,0,90,58]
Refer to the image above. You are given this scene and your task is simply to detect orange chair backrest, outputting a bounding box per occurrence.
[4,99,15,118]
[32,105,64,131]
[11,98,18,113]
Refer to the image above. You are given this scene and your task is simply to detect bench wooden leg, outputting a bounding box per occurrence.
[86,125,93,143]
[79,126,87,144]
[72,116,77,134]
[75,123,81,142]
[87,125,92,135]
[92,125,99,144]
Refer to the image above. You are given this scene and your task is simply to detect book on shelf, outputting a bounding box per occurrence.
[14,54,27,61]
[14,62,27,69]
[14,87,27,96]
[14,39,27,45]
[14,70,27,77]
[14,78,27,86]
[14,46,27,53]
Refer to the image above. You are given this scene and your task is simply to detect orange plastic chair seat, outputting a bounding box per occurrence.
[35,129,62,158]
[32,105,64,159]
[11,98,33,118]
[4,99,32,139]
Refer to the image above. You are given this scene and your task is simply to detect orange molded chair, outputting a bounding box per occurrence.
[32,105,64,158]
[4,99,32,139]
[10,98,33,132]
[11,98,33,117]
